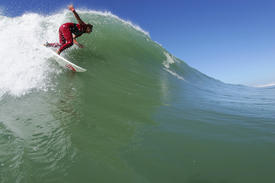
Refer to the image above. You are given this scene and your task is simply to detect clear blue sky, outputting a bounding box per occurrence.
[1,0,275,85]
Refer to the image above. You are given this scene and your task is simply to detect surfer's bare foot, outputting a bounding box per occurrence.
[43,42,50,47]
[56,50,61,55]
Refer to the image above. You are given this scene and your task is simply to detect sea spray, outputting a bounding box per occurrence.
[0,13,66,98]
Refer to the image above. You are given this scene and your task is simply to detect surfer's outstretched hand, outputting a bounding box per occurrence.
[68,5,75,12]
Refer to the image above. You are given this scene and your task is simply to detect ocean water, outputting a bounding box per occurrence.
[0,10,275,183]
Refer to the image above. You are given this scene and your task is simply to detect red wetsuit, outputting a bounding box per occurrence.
[49,22,87,53]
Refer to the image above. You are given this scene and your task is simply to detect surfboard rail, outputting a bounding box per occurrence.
[46,48,87,72]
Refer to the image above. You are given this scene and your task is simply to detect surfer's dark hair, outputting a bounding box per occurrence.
[87,24,93,30]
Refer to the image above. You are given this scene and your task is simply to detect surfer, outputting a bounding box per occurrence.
[44,5,93,55]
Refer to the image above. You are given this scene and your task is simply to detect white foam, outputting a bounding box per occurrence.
[162,52,184,81]
[163,68,185,81]
[163,52,175,69]
[0,13,66,99]
[254,83,275,88]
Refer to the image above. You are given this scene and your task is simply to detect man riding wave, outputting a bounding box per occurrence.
[44,5,93,55]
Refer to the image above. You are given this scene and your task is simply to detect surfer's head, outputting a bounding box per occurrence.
[86,24,93,34]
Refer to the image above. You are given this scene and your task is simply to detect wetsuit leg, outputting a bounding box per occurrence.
[58,26,73,53]
[59,29,66,45]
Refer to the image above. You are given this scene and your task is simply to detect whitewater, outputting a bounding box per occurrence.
[0,9,275,183]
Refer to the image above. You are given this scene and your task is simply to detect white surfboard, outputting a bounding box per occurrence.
[47,48,87,72]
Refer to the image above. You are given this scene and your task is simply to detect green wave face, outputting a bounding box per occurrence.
[0,10,275,183]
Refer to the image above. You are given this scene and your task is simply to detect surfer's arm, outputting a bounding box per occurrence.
[68,5,85,25]
[73,38,84,48]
